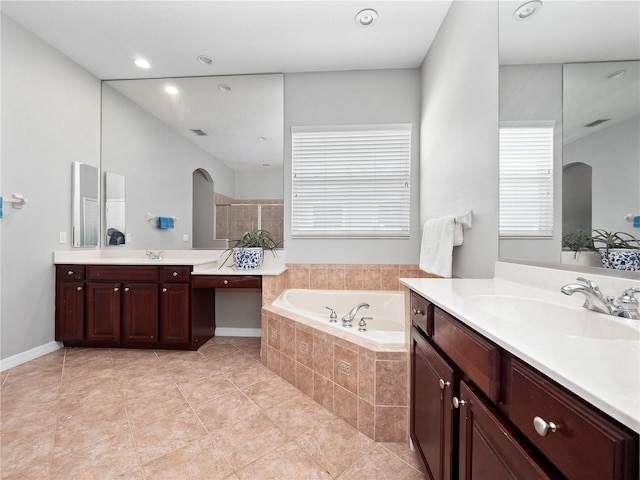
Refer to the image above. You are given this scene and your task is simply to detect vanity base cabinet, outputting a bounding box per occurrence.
[411,325,456,480]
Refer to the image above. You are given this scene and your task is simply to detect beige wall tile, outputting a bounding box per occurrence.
[312,332,334,381]
[375,361,408,406]
[313,373,334,412]
[357,398,375,441]
[280,354,296,386]
[333,385,358,428]
[358,348,375,404]
[280,317,296,359]
[295,363,314,398]
[333,345,358,394]
[295,327,314,368]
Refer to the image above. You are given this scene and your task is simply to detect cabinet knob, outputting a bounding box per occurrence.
[67,270,74,276]
[172,271,178,277]
[76,286,83,291]
[114,287,119,292]
[452,397,466,409]
[533,416,557,437]
[223,279,229,285]
[163,288,167,293]
[124,287,130,292]
[439,378,451,390]
[412,308,424,316]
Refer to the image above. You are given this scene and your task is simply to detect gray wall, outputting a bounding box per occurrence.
[283,69,422,264]
[419,1,500,279]
[1,14,101,359]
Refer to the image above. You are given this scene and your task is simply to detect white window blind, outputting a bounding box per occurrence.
[499,122,555,237]
[291,125,411,238]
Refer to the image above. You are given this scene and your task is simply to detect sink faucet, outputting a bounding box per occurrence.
[342,302,370,327]
[561,277,640,320]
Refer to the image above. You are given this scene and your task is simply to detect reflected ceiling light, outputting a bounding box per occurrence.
[355,9,378,27]
[262,163,271,167]
[218,83,231,92]
[197,55,214,65]
[165,85,179,95]
[513,1,542,21]
[258,137,267,142]
[608,69,627,79]
[134,58,151,69]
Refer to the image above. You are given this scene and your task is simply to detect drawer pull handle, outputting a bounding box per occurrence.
[124,287,130,292]
[172,271,178,277]
[114,287,119,292]
[163,288,167,293]
[412,308,424,316]
[452,397,466,409]
[533,416,557,437]
[439,378,451,390]
[223,279,229,285]
[68,270,74,276]
[76,286,83,291]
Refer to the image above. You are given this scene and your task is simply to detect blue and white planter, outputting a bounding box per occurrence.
[232,247,264,269]
[599,249,640,271]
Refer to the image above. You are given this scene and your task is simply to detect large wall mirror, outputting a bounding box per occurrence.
[498,0,639,268]
[101,74,284,249]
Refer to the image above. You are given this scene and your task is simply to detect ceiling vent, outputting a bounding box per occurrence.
[190,129,208,136]
[584,119,610,128]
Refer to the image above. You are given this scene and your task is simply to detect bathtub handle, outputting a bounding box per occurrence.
[325,306,338,323]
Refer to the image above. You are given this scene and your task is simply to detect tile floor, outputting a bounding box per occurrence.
[1,337,426,479]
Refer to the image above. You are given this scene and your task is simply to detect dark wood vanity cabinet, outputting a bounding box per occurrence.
[409,291,639,480]
[55,264,215,350]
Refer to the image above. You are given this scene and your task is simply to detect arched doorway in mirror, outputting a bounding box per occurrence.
[562,162,592,237]
[192,168,215,248]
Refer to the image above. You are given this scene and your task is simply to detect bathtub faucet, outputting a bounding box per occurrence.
[342,303,370,327]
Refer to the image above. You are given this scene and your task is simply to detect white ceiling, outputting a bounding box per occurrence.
[0,1,454,79]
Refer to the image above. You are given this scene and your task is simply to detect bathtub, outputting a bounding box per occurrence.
[270,289,406,347]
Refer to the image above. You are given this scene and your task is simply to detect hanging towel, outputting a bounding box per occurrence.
[419,216,464,278]
[156,217,174,229]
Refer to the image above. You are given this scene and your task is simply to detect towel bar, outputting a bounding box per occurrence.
[454,210,472,228]
[146,212,178,223]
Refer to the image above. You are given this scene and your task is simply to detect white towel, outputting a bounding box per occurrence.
[419,216,464,278]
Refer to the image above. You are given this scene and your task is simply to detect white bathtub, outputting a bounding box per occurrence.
[270,289,406,347]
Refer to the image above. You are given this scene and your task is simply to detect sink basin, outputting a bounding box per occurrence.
[467,295,640,341]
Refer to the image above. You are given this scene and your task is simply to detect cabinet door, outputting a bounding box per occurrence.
[87,282,121,342]
[160,283,190,344]
[457,381,554,480]
[411,326,456,480]
[56,281,85,341]
[122,283,158,343]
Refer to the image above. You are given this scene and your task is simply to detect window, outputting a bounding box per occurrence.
[291,125,411,238]
[499,122,555,237]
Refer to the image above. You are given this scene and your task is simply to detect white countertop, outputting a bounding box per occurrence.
[401,261,640,433]
[53,249,287,276]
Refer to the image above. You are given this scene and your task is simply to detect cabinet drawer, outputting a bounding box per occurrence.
[508,358,638,480]
[87,266,158,282]
[191,275,261,289]
[433,308,500,403]
[410,292,433,336]
[161,266,191,282]
[57,265,85,281]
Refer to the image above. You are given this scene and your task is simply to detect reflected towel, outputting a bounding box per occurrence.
[419,216,463,278]
[157,217,174,229]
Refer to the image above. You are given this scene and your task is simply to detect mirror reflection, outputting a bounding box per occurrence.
[105,172,126,245]
[101,74,284,250]
[71,161,99,247]
[498,0,640,267]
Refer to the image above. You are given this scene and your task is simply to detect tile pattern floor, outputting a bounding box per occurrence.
[1,337,426,479]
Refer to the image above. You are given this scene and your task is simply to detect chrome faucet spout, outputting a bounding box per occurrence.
[342,302,370,325]
[561,283,613,315]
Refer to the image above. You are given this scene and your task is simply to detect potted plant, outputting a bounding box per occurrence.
[219,229,280,269]
[591,229,640,271]
[564,229,640,271]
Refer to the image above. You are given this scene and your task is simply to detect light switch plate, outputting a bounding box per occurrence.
[59,232,67,244]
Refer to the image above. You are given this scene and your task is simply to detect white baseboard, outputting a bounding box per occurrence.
[215,327,262,337]
[0,341,63,372]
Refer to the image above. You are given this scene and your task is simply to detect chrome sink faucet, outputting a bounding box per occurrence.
[342,302,370,327]
[561,277,640,320]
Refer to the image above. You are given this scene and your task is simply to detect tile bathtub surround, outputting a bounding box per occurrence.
[0,339,425,480]
[261,309,410,443]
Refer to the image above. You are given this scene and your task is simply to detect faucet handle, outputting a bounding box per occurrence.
[325,306,338,323]
[576,276,600,291]
[617,287,640,307]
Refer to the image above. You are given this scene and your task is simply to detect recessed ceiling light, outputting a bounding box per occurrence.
[218,83,231,92]
[513,1,542,21]
[165,86,178,95]
[134,58,151,69]
[355,9,378,27]
[197,55,213,65]
[608,69,627,79]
